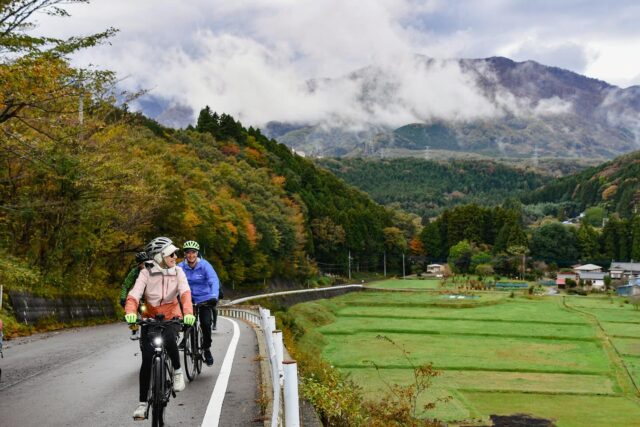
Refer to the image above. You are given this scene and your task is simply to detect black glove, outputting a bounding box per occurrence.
[120,298,126,308]
[218,288,224,300]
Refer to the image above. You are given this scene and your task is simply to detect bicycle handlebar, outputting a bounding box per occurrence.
[135,317,184,327]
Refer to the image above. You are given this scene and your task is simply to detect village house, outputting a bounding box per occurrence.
[617,277,640,296]
[427,264,444,274]
[578,271,606,290]
[573,264,603,274]
[556,272,577,287]
[609,262,640,280]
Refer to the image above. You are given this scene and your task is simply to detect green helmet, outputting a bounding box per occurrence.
[183,240,200,252]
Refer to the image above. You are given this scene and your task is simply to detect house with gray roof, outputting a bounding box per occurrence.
[609,262,640,280]
[578,271,606,290]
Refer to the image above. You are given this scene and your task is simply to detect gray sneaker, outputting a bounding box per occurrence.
[173,371,185,392]
[133,402,147,420]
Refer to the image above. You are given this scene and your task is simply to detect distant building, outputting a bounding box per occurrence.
[616,281,640,296]
[578,271,606,290]
[557,272,577,282]
[574,264,603,273]
[427,264,444,274]
[609,262,640,280]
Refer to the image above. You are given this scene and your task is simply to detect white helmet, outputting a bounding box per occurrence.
[145,237,179,265]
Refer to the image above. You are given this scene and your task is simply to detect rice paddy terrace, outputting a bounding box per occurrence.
[290,279,640,426]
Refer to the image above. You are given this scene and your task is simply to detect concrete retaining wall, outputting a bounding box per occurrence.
[9,291,116,324]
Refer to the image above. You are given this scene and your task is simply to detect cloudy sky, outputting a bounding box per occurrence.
[35,0,640,127]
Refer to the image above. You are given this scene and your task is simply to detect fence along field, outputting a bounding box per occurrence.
[289,288,640,426]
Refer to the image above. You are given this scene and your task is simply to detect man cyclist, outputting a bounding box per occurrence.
[120,251,150,340]
[178,240,220,366]
[124,236,195,420]
[120,251,151,308]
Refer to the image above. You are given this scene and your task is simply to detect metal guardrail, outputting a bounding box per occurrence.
[218,306,299,427]
[218,284,364,426]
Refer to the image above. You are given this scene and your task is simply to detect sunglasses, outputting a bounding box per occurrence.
[167,252,178,258]
[184,249,197,254]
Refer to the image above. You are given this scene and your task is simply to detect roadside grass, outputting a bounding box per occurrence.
[343,369,473,421]
[461,392,640,427]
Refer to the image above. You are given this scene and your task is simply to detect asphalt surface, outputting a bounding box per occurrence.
[0,317,260,427]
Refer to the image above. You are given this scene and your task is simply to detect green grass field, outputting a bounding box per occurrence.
[289,285,640,426]
[367,278,442,289]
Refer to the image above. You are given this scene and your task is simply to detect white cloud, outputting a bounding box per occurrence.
[31,0,640,128]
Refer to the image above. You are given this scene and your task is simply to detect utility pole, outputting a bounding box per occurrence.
[383,251,387,277]
[348,250,352,280]
[402,253,406,279]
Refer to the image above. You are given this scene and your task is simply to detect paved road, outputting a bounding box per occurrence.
[0,317,260,427]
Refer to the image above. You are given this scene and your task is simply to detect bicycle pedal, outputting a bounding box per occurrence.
[172,390,176,398]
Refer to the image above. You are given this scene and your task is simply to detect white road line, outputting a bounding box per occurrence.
[201,317,240,427]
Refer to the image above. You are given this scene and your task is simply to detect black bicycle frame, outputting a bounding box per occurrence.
[137,316,182,425]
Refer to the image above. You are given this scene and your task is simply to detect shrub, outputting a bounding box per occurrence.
[364,336,448,426]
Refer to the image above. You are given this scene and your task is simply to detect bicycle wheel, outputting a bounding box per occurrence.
[183,327,196,381]
[151,356,165,427]
[195,323,204,374]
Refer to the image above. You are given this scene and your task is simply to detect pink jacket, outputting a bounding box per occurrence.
[125,264,193,319]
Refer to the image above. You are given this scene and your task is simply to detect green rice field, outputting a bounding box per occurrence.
[290,287,640,426]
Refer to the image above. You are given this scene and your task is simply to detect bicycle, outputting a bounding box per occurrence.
[182,301,218,380]
[182,304,203,381]
[137,315,183,427]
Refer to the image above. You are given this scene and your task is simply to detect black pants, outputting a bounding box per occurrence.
[139,324,180,402]
[198,299,217,351]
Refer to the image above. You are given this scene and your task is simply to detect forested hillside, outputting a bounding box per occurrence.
[317,157,550,218]
[0,2,404,298]
[521,151,640,218]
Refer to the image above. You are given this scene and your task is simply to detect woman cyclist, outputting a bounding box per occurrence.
[178,240,220,366]
[124,236,196,420]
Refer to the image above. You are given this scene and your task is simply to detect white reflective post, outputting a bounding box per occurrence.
[273,330,284,385]
[283,360,300,427]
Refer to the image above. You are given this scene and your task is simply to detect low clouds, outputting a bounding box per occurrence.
[505,41,591,75]
[35,0,640,128]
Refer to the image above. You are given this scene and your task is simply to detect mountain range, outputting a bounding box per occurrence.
[261,56,640,160]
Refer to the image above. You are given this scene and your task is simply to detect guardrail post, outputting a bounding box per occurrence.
[283,360,300,427]
[273,330,284,385]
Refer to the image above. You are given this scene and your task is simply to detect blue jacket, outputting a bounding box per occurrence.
[178,257,220,304]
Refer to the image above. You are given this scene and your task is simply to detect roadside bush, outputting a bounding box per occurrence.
[299,357,366,427]
[364,336,448,426]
